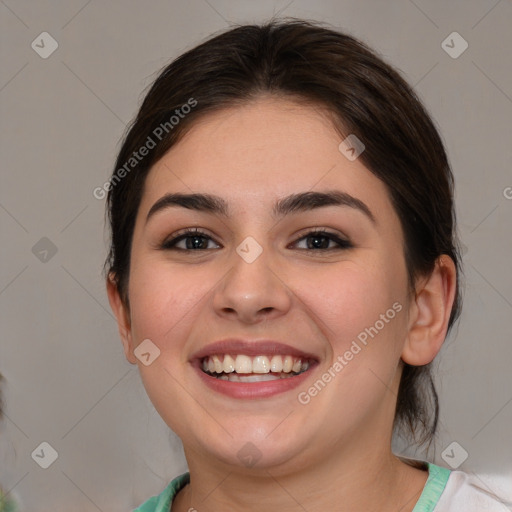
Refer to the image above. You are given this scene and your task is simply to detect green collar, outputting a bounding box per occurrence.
[134,462,451,511]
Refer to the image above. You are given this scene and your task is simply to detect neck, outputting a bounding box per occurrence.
[173,435,428,512]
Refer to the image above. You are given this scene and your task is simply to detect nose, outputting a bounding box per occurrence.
[212,245,292,324]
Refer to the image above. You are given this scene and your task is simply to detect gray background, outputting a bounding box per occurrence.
[1,0,511,510]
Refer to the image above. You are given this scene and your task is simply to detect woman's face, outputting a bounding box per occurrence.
[117,97,415,473]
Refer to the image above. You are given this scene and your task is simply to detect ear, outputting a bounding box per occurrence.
[402,255,457,365]
[107,274,137,365]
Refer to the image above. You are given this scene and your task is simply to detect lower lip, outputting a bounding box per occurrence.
[194,365,316,399]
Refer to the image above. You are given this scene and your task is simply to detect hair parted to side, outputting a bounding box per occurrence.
[104,18,462,446]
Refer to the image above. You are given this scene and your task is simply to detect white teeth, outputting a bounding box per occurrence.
[270,355,283,372]
[213,355,223,373]
[235,355,252,373]
[220,373,287,383]
[283,356,293,373]
[252,356,270,373]
[223,354,235,373]
[202,354,311,377]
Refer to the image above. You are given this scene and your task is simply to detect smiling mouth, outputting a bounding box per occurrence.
[201,354,312,382]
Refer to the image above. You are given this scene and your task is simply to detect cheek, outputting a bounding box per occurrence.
[127,258,211,349]
[292,265,408,424]
[297,262,404,351]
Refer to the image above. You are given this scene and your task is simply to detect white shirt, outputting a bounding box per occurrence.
[412,462,512,511]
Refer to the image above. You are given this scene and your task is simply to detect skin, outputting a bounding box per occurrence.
[108,97,457,511]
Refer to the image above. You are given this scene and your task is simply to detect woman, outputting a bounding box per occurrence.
[105,19,505,511]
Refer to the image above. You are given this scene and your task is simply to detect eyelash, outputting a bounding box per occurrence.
[160,227,353,252]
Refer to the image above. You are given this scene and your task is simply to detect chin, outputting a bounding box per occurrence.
[189,424,314,474]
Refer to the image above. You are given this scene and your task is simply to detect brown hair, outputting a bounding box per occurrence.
[104,19,462,445]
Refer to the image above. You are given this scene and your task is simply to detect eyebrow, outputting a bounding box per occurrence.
[145,190,376,224]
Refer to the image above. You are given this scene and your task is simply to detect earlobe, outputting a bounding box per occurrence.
[402,255,457,366]
[106,274,138,365]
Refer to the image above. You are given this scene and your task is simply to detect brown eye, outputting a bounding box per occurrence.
[161,229,220,251]
[292,230,352,251]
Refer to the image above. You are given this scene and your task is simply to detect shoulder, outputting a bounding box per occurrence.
[435,467,512,512]
[133,473,190,512]
[406,459,511,512]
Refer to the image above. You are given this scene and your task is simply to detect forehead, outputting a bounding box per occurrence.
[139,97,395,223]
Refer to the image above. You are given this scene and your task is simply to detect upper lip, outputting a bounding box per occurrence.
[190,339,319,362]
